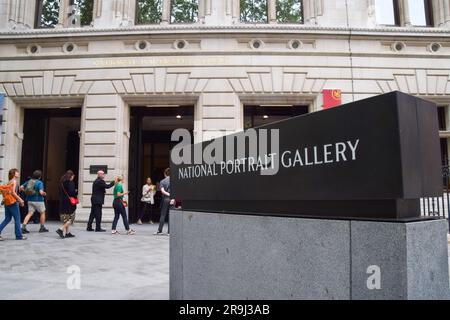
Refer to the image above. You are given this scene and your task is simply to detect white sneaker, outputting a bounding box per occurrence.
[0,235,3,241]
[153,231,163,236]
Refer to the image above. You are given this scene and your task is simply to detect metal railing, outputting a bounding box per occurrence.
[421,165,450,232]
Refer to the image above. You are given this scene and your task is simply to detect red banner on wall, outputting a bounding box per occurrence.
[323,89,342,109]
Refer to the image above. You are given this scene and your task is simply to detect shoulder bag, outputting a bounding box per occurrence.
[62,182,79,206]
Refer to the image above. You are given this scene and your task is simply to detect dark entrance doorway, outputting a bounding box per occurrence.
[244,105,309,129]
[20,108,81,221]
[128,106,194,223]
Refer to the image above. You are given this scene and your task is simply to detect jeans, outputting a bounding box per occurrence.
[0,203,23,239]
[112,198,130,231]
[158,197,170,233]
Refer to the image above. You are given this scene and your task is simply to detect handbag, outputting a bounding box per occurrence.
[61,182,79,206]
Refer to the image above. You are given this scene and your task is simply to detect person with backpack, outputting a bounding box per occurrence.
[0,168,27,241]
[20,170,48,233]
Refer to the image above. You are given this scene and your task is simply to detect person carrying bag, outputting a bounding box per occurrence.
[62,183,78,206]
[56,170,78,239]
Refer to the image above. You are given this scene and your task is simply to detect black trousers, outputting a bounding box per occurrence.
[87,204,103,231]
[138,202,154,221]
[112,198,130,231]
[158,198,170,233]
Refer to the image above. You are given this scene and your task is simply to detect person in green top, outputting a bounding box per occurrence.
[111,175,135,235]
[114,182,124,200]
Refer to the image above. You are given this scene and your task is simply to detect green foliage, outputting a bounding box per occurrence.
[75,0,94,26]
[38,0,302,28]
[39,0,93,27]
[240,0,303,23]
[39,0,59,28]
[240,0,268,23]
[137,0,163,24]
[276,0,303,23]
[171,0,198,23]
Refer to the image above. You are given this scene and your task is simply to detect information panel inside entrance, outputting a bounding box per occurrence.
[171,91,442,220]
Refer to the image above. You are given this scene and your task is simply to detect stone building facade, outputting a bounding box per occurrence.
[0,0,449,222]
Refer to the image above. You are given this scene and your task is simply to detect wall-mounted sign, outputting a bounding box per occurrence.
[323,89,342,109]
[171,92,442,220]
[89,165,108,174]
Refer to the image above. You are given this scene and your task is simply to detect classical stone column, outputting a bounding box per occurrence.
[0,96,24,183]
[231,0,240,23]
[222,0,234,24]
[204,0,211,16]
[92,0,133,27]
[315,0,323,16]
[7,0,35,29]
[161,0,171,24]
[268,0,276,24]
[0,0,10,29]
[198,0,206,22]
[303,0,318,25]
[367,0,376,27]
[16,0,25,25]
[56,0,69,28]
[91,0,109,27]
[444,0,450,27]
[94,0,102,20]
[399,0,411,26]
[205,0,233,24]
[225,0,232,16]
[114,0,134,26]
[78,93,129,223]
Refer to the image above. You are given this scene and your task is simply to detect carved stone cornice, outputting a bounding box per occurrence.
[0,24,449,39]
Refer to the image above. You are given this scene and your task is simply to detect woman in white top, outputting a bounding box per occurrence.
[138,177,156,225]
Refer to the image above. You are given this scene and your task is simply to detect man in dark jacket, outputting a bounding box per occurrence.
[87,170,115,232]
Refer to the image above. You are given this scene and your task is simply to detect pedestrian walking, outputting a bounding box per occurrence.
[87,170,116,232]
[56,170,78,239]
[111,175,135,235]
[0,169,27,241]
[154,168,173,236]
[138,177,156,225]
[20,170,49,233]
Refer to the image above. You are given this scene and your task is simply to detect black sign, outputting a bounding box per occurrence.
[89,165,108,174]
[171,91,442,220]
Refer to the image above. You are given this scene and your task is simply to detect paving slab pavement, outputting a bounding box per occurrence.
[0,219,169,300]
[2,217,450,300]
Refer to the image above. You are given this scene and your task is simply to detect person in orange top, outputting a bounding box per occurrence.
[0,168,26,241]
